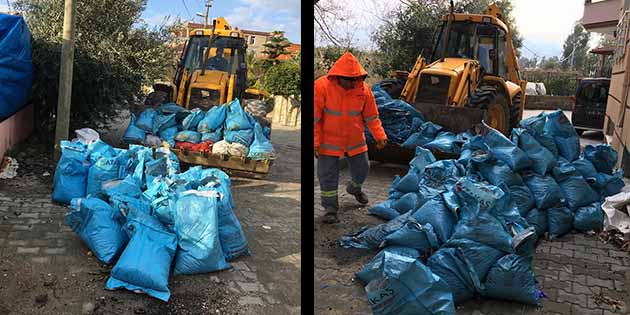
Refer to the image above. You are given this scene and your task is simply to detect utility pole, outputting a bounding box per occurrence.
[197,0,212,28]
[54,0,77,161]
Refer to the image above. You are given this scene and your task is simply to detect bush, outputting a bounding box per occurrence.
[14,0,175,134]
[263,61,301,98]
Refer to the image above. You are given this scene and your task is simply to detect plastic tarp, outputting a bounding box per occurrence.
[64,198,128,264]
[105,209,177,302]
[52,141,89,204]
[364,252,456,315]
[0,14,32,120]
[173,190,230,274]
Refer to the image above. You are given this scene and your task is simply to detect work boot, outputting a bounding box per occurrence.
[322,212,339,224]
[346,181,369,205]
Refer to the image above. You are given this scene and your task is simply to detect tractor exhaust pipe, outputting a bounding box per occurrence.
[440,0,455,62]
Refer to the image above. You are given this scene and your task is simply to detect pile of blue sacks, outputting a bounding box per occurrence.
[52,135,250,302]
[346,108,625,314]
[123,99,275,160]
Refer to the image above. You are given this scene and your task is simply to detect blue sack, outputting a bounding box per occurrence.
[523,171,562,209]
[173,190,231,274]
[547,206,573,239]
[424,131,460,154]
[247,122,275,160]
[86,153,120,198]
[198,104,227,133]
[573,202,604,232]
[152,113,177,134]
[365,253,456,315]
[482,123,531,171]
[509,184,535,216]
[443,238,505,283]
[420,160,463,191]
[225,128,254,146]
[202,126,224,143]
[136,109,157,132]
[457,135,488,167]
[411,199,456,244]
[471,153,524,187]
[451,177,510,220]
[174,130,202,144]
[53,141,89,204]
[520,112,559,156]
[225,99,253,131]
[355,246,420,285]
[450,213,514,253]
[158,126,177,146]
[427,247,480,304]
[0,14,32,120]
[368,200,401,221]
[557,175,599,210]
[123,114,146,144]
[544,110,580,161]
[182,108,205,130]
[482,254,541,305]
[572,158,598,180]
[382,220,439,254]
[512,128,556,175]
[145,157,168,190]
[158,102,186,114]
[598,172,625,197]
[409,146,437,175]
[401,121,442,149]
[525,208,547,237]
[105,209,177,302]
[392,192,421,214]
[396,172,420,193]
[65,198,128,264]
[584,144,617,175]
[340,211,413,249]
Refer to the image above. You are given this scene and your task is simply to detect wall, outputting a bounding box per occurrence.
[524,95,573,110]
[0,104,33,160]
[271,95,301,128]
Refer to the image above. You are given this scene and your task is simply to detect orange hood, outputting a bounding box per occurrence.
[327,52,368,78]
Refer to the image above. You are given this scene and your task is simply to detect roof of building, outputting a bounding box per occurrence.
[276,43,301,60]
[590,46,615,55]
[582,0,620,29]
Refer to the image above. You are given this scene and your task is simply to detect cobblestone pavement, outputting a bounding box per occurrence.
[313,137,630,315]
[0,125,300,315]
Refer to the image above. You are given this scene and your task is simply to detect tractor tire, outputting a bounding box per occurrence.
[144,90,168,107]
[467,86,497,109]
[379,78,406,99]
[510,92,522,130]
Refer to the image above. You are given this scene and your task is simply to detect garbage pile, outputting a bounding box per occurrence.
[345,108,625,314]
[366,84,472,154]
[52,132,250,302]
[123,98,276,161]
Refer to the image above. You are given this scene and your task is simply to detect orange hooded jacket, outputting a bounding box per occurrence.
[314,52,387,157]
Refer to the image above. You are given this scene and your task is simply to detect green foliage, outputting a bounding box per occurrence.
[522,70,579,96]
[262,31,291,59]
[13,0,175,134]
[561,23,591,72]
[263,61,301,97]
[371,0,523,76]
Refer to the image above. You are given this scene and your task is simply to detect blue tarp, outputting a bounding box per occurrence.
[0,14,32,120]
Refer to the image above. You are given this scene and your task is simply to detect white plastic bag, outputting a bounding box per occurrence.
[75,128,100,144]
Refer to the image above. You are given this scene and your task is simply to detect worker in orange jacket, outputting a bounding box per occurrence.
[314,52,388,224]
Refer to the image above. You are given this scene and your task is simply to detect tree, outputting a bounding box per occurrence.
[262,31,291,60]
[263,61,301,99]
[13,0,175,134]
[560,23,590,73]
[540,56,561,70]
[371,0,523,77]
[518,56,539,69]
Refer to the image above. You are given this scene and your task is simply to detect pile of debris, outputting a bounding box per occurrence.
[123,98,275,161]
[52,131,249,302]
[345,105,625,314]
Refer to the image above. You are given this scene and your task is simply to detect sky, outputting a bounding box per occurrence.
[316,0,601,59]
[2,0,301,43]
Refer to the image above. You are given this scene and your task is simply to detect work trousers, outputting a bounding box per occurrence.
[317,152,370,214]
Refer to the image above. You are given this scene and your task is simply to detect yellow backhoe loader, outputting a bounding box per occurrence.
[369,3,527,162]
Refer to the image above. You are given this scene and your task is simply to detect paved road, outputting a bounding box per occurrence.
[0,124,301,315]
[313,113,630,315]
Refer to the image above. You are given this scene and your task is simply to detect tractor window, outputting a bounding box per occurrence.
[432,21,476,61]
[497,31,508,79]
[182,36,246,74]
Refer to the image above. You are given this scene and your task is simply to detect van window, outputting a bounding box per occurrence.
[578,82,610,103]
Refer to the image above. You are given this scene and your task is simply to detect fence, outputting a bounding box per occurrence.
[521,70,581,96]
[270,95,301,128]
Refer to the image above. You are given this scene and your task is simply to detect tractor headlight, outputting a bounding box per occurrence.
[195,30,204,36]
[230,32,239,37]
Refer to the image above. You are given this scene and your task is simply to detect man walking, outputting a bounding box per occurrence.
[314,52,387,224]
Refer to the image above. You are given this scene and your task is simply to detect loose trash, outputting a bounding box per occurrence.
[53,131,250,302]
[0,157,19,179]
[347,95,628,311]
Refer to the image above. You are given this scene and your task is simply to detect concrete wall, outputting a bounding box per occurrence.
[524,95,573,110]
[0,104,33,160]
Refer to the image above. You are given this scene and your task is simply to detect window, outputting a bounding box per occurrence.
[250,36,256,45]
[244,35,249,42]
